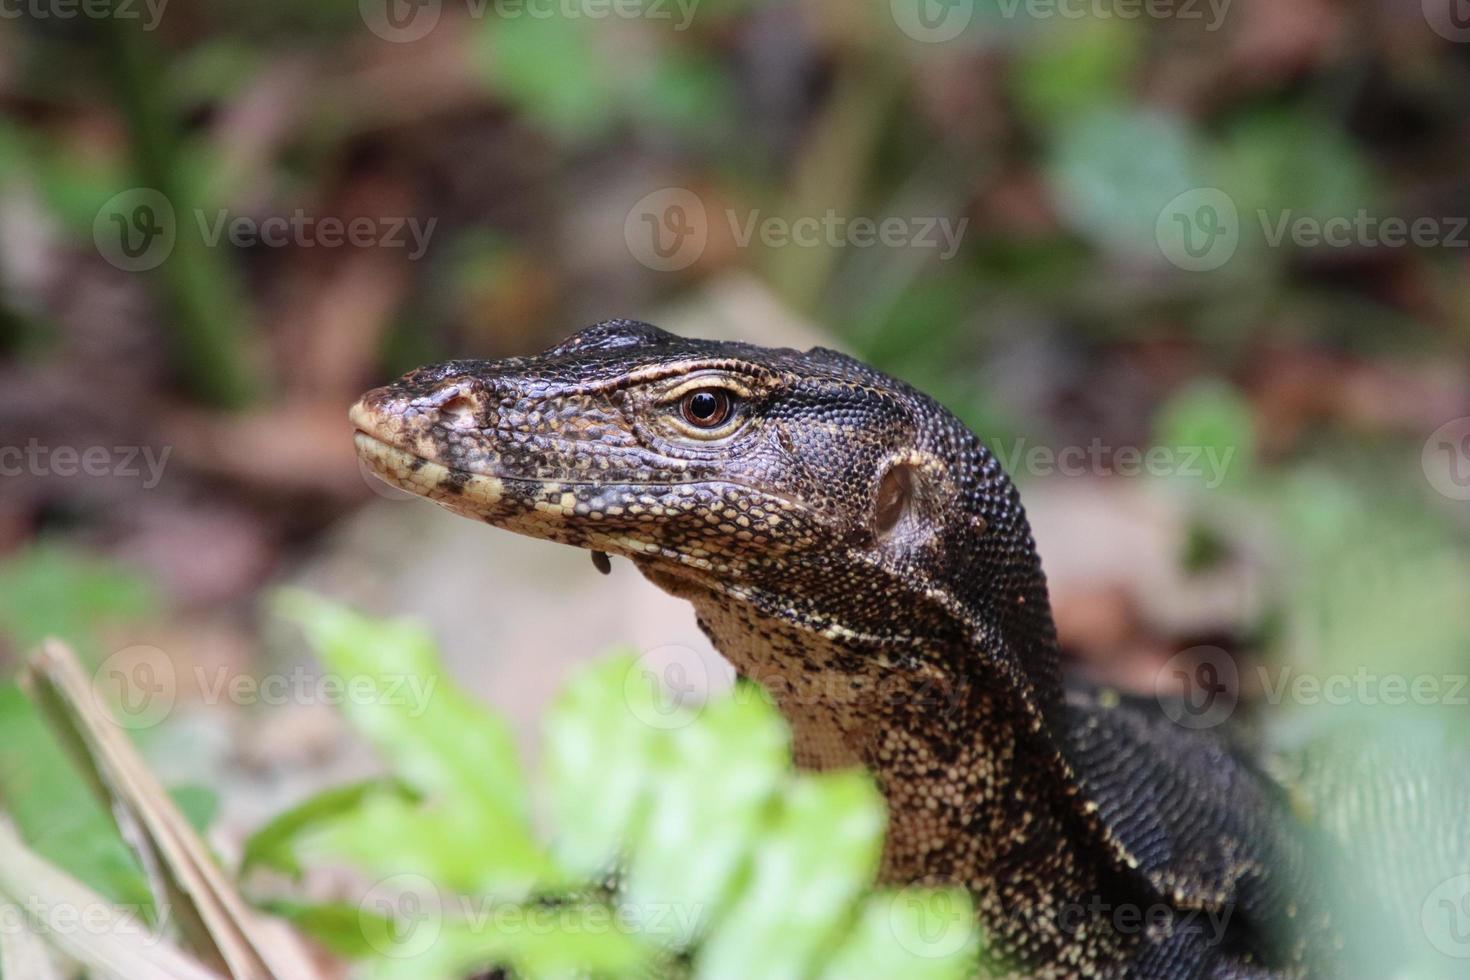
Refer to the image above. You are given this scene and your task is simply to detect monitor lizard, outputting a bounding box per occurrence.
[349,320,1344,978]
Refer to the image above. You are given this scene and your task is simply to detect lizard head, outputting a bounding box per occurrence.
[351,320,1061,711]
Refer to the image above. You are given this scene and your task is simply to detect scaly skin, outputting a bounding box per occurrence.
[350,320,1336,978]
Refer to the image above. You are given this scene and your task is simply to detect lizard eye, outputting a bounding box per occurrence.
[680,389,734,428]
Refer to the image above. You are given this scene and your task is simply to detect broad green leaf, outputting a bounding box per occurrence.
[276,590,557,895]
[302,791,557,895]
[544,652,671,878]
[1047,106,1207,257]
[257,898,390,960]
[623,685,788,947]
[820,888,978,980]
[695,769,886,980]
[0,685,151,910]
[240,778,414,877]
[269,597,987,978]
[359,908,652,980]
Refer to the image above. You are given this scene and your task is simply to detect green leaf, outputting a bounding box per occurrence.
[472,16,615,141]
[820,888,979,980]
[267,597,980,978]
[0,545,157,659]
[627,48,736,139]
[359,906,651,980]
[275,590,558,895]
[1047,106,1207,257]
[168,784,218,837]
[695,769,887,980]
[240,778,413,878]
[1014,19,1143,129]
[0,685,151,909]
[257,898,391,960]
[544,652,670,878]
[623,684,789,947]
[1217,111,1377,234]
[1152,379,1254,488]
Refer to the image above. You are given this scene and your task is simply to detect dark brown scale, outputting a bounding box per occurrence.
[351,320,1345,979]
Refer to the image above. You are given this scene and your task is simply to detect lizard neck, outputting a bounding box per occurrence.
[683,587,1127,972]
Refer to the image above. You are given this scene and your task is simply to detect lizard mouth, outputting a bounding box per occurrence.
[353,429,515,509]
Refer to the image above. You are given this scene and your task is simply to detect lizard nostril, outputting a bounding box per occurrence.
[440,394,477,422]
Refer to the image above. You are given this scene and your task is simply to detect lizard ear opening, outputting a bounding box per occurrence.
[875,462,918,539]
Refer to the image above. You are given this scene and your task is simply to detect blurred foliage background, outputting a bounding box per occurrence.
[1,0,1470,975]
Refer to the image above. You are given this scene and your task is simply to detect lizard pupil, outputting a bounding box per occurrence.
[681,389,731,427]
